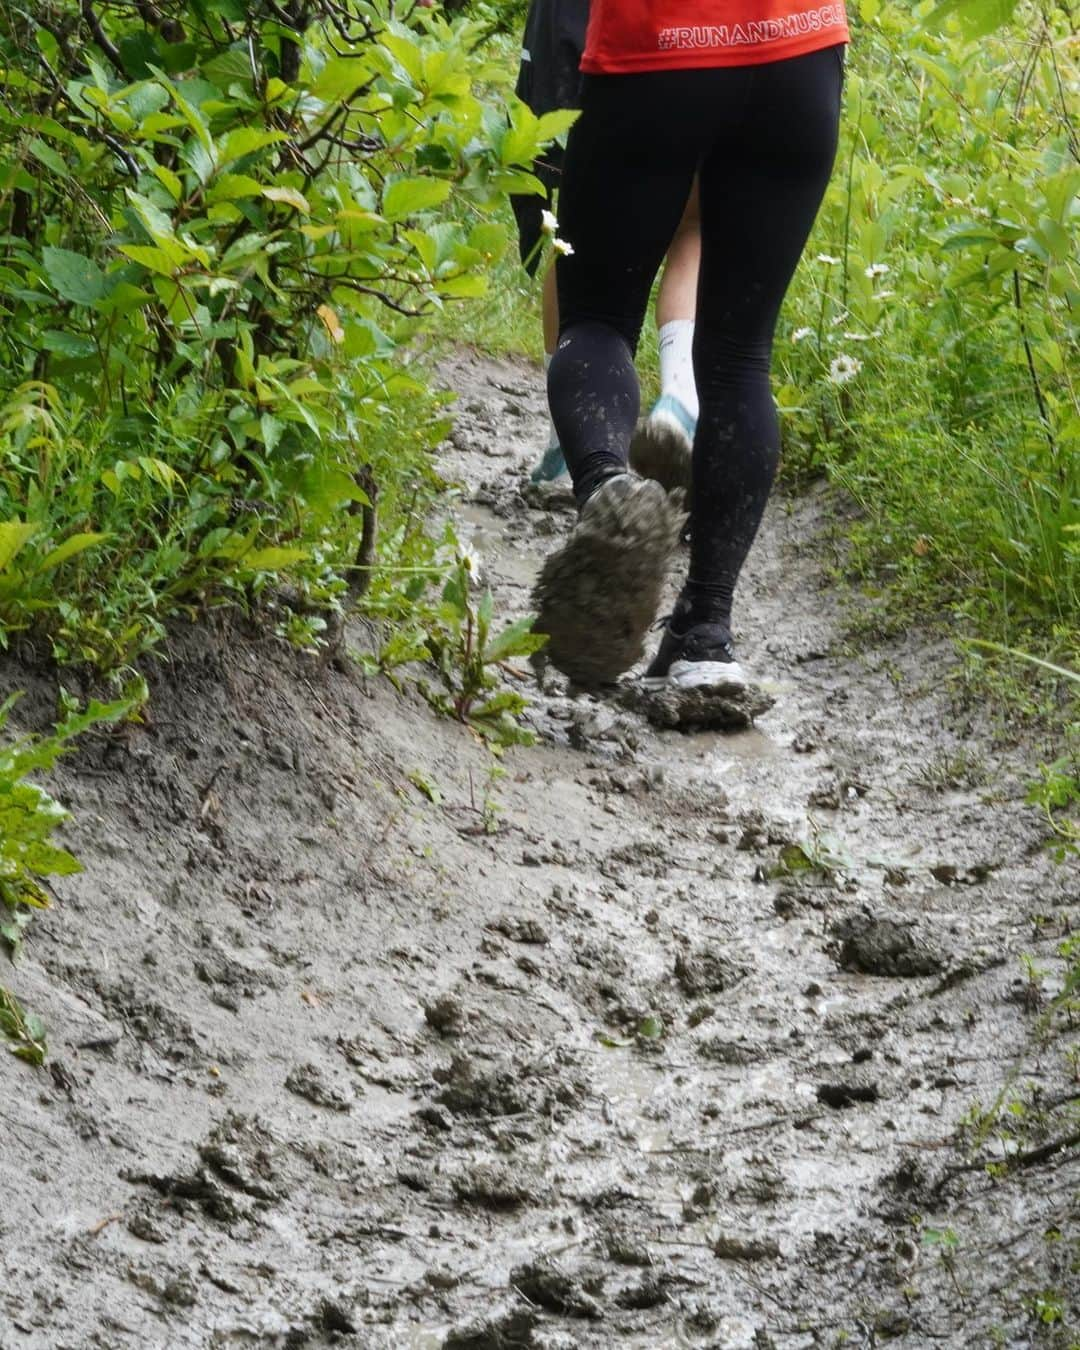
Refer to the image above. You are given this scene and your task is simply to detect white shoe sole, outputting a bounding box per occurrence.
[642,658,748,693]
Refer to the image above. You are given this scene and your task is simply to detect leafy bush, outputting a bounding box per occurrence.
[774,0,1078,654]
[1,683,144,958]
[0,0,566,668]
[418,553,546,744]
[1,682,143,1063]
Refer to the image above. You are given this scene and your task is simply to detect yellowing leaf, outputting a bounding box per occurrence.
[316,304,345,343]
[262,186,310,214]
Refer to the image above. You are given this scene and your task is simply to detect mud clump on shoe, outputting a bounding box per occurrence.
[532,476,682,688]
[619,679,775,730]
[629,418,693,494]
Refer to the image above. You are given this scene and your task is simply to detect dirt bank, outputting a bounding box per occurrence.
[1,348,1076,1349]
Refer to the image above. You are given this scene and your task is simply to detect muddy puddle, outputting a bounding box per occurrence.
[0,345,1076,1350]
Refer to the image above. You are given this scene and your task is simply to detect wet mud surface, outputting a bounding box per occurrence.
[1,346,1077,1348]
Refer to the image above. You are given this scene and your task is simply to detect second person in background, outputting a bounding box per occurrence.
[511,0,702,488]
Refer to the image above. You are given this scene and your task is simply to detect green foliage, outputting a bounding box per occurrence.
[0,0,558,669]
[0,680,144,1064]
[0,986,47,1066]
[411,551,546,746]
[773,0,1078,658]
[0,682,145,959]
[1026,759,1080,861]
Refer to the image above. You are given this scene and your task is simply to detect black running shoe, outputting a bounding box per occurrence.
[643,610,747,692]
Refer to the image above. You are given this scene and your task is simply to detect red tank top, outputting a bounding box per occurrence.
[581,1,849,73]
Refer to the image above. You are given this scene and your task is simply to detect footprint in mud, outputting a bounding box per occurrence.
[284,1061,355,1111]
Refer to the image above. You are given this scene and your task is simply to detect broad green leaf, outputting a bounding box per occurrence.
[21,842,82,877]
[534,108,580,143]
[0,522,36,572]
[436,273,487,299]
[220,127,286,166]
[383,177,452,221]
[39,330,96,359]
[27,138,69,179]
[484,615,546,663]
[207,173,264,202]
[36,533,110,573]
[310,56,374,103]
[242,546,308,570]
[125,189,180,247]
[117,244,178,276]
[926,0,1019,38]
[152,164,183,201]
[153,68,213,153]
[41,247,106,305]
[468,221,508,257]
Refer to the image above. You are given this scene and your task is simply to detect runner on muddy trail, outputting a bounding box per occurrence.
[532,1,848,692]
[512,0,703,486]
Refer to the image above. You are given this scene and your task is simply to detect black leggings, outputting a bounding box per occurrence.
[548,47,843,628]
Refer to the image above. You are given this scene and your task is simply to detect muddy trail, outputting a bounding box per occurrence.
[2,348,1077,1350]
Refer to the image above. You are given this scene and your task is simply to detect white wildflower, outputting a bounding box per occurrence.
[457,544,484,583]
[816,253,841,265]
[552,237,574,256]
[540,208,558,235]
[872,289,895,301]
[864,262,890,279]
[791,326,814,343]
[828,354,862,385]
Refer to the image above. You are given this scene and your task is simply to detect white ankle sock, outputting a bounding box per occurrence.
[657,320,699,422]
[543,352,559,450]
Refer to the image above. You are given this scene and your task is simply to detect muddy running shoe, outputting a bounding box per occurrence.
[530,442,568,483]
[628,394,695,493]
[642,610,747,692]
[532,472,682,687]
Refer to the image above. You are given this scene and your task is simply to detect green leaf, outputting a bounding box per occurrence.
[41,247,107,305]
[436,273,487,299]
[242,546,308,571]
[27,138,70,179]
[407,770,442,805]
[383,177,452,222]
[39,329,96,359]
[597,1032,635,1048]
[207,173,265,203]
[310,56,374,103]
[534,108,580,143]
[118,31,161,79]
[0,521,36,572]
[220,127,287,167]
[35,532,110,573]
[928,0,1019,38]
[468,221,508,258]
[484,615,547,663]
[21,841,82,877]
[117,244,181,276]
